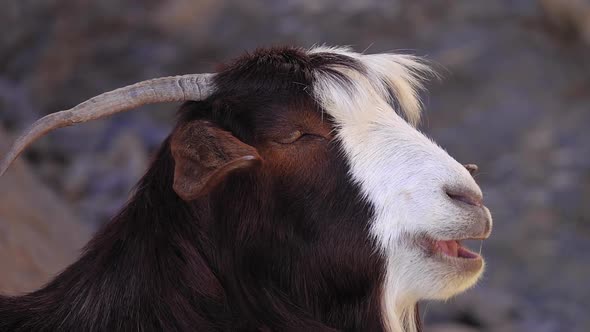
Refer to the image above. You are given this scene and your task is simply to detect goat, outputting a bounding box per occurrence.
[0,46,492,332]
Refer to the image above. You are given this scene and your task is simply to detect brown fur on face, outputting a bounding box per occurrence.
[0,47,394,332]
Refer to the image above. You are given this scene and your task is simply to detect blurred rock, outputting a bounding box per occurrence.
[63,131,150,227]
[0,77,36,129]
[425,287,523,331]
[428,323,480,332]
[0,128,90,294]
[1,0,590,330]
[540,0,590,44]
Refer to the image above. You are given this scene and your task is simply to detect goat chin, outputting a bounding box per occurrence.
[0,45,491,332]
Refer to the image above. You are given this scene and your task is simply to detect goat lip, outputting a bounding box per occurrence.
[419,236,483,261]
[434,240,480,259]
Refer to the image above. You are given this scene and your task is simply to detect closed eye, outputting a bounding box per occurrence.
[275,131,326,144]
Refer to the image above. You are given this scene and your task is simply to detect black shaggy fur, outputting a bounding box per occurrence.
[0,47,415,331]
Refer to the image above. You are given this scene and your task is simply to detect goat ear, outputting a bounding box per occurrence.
[170,120,262,201]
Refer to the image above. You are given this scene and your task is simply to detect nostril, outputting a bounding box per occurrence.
[446,189,483,207]
[463,164,479,176]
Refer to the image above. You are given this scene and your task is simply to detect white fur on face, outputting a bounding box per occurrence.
[309,46,492,332]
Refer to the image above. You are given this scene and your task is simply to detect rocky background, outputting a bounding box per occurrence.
[1,0,589,331]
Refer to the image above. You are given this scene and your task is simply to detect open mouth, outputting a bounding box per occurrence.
[419,236,482,260]
[432,240,480,259]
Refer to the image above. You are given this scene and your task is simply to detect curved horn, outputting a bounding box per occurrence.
[0,74,215,176]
